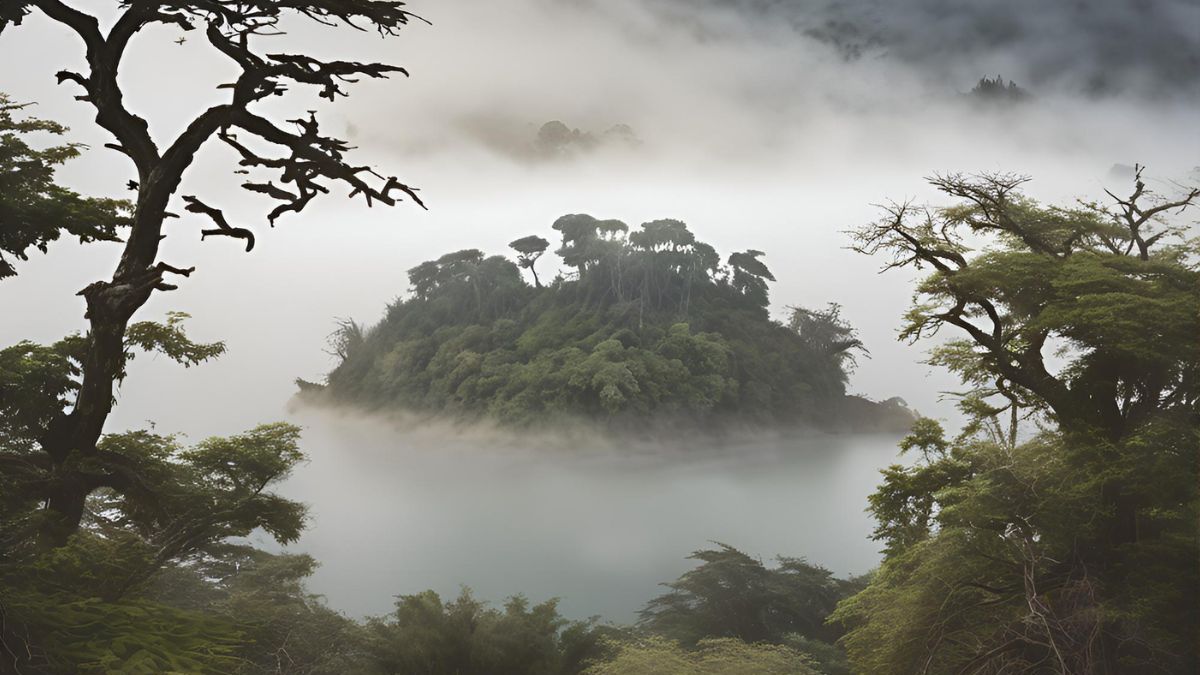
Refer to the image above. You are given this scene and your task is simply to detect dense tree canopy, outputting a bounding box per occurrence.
[833,170,1200,674]
[639,544,862,675]
[363,588,619,675]
[0,418,317,672]
[313,215,913,432]
[3,7,1193,665]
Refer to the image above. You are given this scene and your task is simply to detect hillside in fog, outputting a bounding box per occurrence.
[306,214,913,433]
[1,0,1198,673]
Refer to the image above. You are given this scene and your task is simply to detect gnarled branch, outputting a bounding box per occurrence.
[182,196,256,251]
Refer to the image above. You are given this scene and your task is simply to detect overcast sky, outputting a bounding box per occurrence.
[5,0,1200,622]
[1,0,1197,436]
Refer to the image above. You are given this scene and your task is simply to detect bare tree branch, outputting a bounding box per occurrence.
[182,196,256,251]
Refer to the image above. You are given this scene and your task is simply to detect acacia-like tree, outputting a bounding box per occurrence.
[835,169,1200,673]
[508,234,549,287]
[0,0,425,546]
[851,169,1198,445]
[853,169,1199,547]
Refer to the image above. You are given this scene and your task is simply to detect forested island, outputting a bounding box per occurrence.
[302,215,913,434]
[2,0,1198,673]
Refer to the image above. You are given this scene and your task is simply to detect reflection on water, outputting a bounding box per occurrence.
[273,409,905,623]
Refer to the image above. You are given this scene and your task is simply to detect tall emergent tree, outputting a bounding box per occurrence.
[0,1,424,546]
[833,169,1199,673]
[509,234,549,287]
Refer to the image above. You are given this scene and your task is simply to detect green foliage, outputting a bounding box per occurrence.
[788,303,866,375]
[125,312,227,368]
[0,314,221,455]
[838,171,1200,673]
[87,424,308,589]
[836,425,1200,673]
[638,544,860,674]
[2,537,368,674]
[582,636,817,675]
[0,94,131,279]
[1,533,243,674]
[148,545,370,674]
[856,171,1199,440]
[1,423,314,673]
[363,587,616,675]
[0,313,227,560]
[0,336,85,456]
[1,583,244,674]
[319,215,897,431]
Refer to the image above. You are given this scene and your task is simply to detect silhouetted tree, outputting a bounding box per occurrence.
[968,75,1030,103]
[510,234,550,287]
[408,259,441,301]
[0,0,425,546]
[552,213,601,273]
[727,249,775,307]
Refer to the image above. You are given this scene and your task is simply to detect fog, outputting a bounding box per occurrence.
[2,0,1197,621]
[268,408,906,621]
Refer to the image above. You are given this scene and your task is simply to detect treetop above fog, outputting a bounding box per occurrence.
[310,214,913,432]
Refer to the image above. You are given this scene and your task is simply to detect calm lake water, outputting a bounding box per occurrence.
[274,409,906,624]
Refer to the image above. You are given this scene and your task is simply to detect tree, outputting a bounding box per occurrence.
[408,259,441,301]
[552,214,602,273]
[148,545,370,674]
[318,214,908,432]
[726,250,775,307]
[851,169,1199,551]
[638,544,859,674]
[327,317,366,362]
[0,0,425,546]
[0,422,315,673]
[850,169,1198,445]
[968,75,1030,103]
[363,587,613,675]
[834,169,1200,673]
[787,303,866,377]
[629,219,694,252]
[0,94,131,279]
[510,235,550,288]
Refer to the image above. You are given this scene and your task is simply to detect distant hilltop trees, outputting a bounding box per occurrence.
[529,120,640,160]
[305,215,913,433]
[968,75,1031,104]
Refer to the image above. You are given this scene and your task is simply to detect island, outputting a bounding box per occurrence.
[299,214,914,434]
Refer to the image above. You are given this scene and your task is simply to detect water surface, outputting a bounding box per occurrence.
[276,409,905,623]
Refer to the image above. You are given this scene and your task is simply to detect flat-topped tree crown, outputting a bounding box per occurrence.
[0,0,426,545]
[509,235,549,287]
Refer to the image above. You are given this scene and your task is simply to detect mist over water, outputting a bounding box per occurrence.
[272,407,906,622]
[2,0,1197,627]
